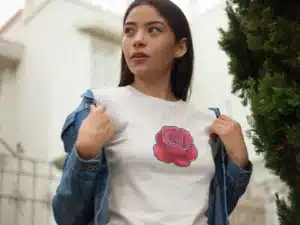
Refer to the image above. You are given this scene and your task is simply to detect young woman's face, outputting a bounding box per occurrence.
[122,5,181,80]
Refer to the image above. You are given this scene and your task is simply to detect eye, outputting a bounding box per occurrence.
[123,27,134,35]
[148,27,161,33]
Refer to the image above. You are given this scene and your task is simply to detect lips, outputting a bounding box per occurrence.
[131,52,149,59]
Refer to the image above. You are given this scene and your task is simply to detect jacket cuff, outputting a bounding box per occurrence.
[65,147,103,177]
[226,157,252,186]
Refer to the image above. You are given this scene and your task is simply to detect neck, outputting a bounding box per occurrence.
[132,73,178,102]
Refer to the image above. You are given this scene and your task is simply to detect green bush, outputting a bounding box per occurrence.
[219,1,300,223]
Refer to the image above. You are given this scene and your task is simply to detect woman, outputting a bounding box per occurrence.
[52,0,252,225]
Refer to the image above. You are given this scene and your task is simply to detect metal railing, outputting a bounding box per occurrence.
[0,138,60,225]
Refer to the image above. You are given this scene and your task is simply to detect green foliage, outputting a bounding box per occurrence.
[219,0,300,224]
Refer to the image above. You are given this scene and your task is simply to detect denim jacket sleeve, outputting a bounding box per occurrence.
[208,107,252,216]
[225,157,252,215]
[52,149,103,225]
[52,89,103,225]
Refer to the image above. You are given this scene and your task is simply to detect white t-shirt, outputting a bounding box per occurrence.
[92,85,216,225]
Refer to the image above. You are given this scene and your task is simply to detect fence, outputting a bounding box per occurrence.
[0,138,61,225]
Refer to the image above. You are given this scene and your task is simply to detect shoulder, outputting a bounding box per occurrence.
[90,86,130,105]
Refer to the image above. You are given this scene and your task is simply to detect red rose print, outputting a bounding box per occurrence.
[153,126,198,167]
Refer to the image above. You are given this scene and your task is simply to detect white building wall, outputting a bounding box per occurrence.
[1,0,123,162]
[0,67,19,152]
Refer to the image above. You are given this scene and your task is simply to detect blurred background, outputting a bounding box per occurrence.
[0,0,287,224]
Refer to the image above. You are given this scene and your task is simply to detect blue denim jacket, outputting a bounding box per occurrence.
[52,89,252,225]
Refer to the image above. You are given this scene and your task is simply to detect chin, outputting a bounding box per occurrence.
[130,66,151,77]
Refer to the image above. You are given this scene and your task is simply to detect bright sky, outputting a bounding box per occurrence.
[0,0,221,27]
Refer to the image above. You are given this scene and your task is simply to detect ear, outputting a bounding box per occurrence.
[174,38,188,58]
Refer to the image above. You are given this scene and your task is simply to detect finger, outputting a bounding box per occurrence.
[217,117,241,132]
[219,114,233,121]
[90,104,106,115]
[214,118,231,126]
[210,123,226,136]
[90,104,96,113]
[95,105,106,114]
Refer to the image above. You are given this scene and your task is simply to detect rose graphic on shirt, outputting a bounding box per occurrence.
[153,126,198,167]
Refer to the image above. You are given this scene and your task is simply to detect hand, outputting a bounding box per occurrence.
[210,114,249,167]
[75,104,115,160]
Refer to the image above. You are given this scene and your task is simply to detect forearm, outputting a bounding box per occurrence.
[225,157,252,214]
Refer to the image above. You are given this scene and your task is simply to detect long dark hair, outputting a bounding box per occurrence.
[118,0,194,101]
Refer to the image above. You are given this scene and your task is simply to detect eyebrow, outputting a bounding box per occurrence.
[124,20,165,27]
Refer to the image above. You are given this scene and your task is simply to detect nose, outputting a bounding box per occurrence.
[133,30,146,48]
